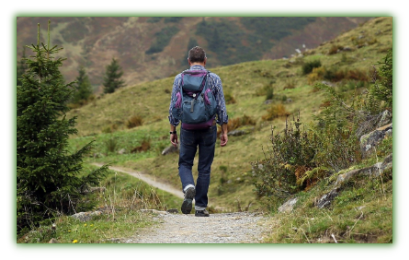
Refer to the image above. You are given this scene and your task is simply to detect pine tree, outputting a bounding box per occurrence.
[17,46,27,86]
[103,58,125,94]
[17,21,108,233]
[71,66,93,105]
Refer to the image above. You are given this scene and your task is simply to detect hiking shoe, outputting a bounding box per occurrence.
[181,187,195,214]
[195,209,210,217]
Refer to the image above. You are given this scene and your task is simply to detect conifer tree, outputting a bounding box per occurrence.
[103,58,125,94]
[71,66,93,104]
[17,46,27,86]
[17,21,107,233]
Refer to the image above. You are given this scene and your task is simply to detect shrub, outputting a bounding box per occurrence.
[302,60,321,75]
[322,67,369,83]
[262,104,290,121]
[307,66,326,85]
[328,45,342,55]
[368,49,392,111]
[131,139,151,153]
[126,115,143,129]
[217,115,256,136]
[283,78,297,90]
[224,92,236,104]
[346,69,370,82]
[255,83,274,98]
[265,87,274,100]
[102,124,118,133]
[105,138,118,153]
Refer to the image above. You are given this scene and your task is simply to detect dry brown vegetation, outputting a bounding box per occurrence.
[126,115,143,129]
[262,104,290,121]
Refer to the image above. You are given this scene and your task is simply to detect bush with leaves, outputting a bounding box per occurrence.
[368,49,392,111]
[17,22,108,234]
[302,59,321,75]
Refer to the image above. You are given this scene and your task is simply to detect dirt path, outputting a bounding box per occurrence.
[92,163,268,243]
[92,163,184,199]
[121,210,267,243]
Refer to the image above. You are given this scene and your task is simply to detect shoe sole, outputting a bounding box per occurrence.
[181,188,195,214]
[195,214,209,217]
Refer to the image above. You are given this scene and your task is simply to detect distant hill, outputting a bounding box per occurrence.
[17,16,371,92]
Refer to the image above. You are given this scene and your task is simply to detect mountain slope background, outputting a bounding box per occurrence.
[17,17,371,92]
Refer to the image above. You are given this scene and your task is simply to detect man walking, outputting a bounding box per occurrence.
[168,46,228,217]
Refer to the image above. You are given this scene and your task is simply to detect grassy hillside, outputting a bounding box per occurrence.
[17,16,370,91]
[66,16,392,215]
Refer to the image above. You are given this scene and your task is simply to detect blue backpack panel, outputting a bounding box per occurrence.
[172,70,217,125]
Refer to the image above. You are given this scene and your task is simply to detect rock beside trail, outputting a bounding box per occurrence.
[333,153,392,187]
[278,198,298,213]
[360,123,392,157]
[48,238,58,243]
[376,110,392,128]
[162,144,179,155]
[71,211,103,222]
[316,188,340,209]
[228,127,254,136]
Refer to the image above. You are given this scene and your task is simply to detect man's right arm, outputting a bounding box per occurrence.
[220,123,228,147]
[168,75,181,127]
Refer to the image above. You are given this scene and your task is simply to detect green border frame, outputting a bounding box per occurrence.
[4,0,409,259]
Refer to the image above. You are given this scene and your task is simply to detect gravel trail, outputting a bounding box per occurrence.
[122,211,267,243]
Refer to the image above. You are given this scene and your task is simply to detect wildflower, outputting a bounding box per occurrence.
[73,240,78,243]
[90,224,94,227]
[84,224,87,227]
[68,230,71,233]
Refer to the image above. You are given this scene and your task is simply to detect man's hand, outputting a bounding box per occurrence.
[170,133,178,147]
[220,132,228,147]
[220,123,228,147]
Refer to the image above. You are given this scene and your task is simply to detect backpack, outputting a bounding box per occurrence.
[171,70,217,124]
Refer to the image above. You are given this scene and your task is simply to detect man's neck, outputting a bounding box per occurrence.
[190,62,205,67]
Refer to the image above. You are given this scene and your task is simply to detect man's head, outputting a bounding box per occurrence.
[188,46,207,65]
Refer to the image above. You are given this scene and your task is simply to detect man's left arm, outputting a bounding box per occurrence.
[212,74,229,146]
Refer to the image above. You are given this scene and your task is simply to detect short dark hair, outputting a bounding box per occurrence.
[188,46,207,63]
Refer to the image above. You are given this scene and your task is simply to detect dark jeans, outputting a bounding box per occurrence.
[178,125,217,209]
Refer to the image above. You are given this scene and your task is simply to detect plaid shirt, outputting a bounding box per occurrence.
[168,65,229,126]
